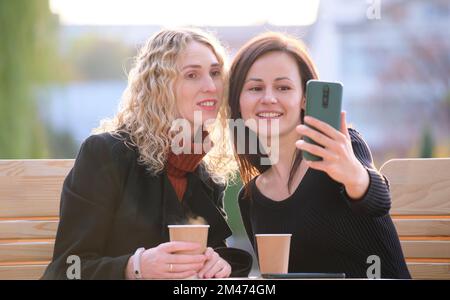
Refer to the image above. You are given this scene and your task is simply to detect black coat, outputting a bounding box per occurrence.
[41,132,252,279]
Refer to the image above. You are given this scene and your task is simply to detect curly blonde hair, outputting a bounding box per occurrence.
[93,28,237,185]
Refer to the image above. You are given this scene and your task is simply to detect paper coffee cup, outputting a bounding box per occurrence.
[168,225,210,255]
[255,234,292,274]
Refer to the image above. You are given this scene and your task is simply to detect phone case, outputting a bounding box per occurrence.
[302,80,343,161]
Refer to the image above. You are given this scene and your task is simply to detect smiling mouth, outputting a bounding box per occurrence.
[197,99,218,112]
[256,112,283,118]
[198,100,217,107]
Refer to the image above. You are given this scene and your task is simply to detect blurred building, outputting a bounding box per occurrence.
[308,0,450,163]
[44,0,449,164]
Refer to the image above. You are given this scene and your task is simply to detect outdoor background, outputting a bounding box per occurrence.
[1,0,449,274]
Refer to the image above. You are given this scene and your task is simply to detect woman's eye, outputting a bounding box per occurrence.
[278,86,291,91]
[249,86,262,92]
[186,73,197,79]
[211,70,221,77]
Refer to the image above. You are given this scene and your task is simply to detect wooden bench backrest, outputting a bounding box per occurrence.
[0,160,74,279]
[380,158,450,279]
[1,158,449,279]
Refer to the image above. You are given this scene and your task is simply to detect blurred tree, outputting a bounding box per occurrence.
[44,123,78,158]
[419,124,435,158]
[67,35,133,81]
[380,33,450,156]
[0,0,57,158]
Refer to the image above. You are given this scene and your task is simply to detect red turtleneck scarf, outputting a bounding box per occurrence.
[166,130,210,201]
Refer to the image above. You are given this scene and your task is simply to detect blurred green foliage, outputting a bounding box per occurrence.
[67,35,133,81]
[419,124,435,158]
[224,178,246,237]
[0,0,57,158]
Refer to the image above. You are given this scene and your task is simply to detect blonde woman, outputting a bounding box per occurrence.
[42,28,252,280]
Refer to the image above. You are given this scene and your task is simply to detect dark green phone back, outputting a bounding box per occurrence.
[302,80,343,161]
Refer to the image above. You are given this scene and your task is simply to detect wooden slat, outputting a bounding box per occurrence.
[0,240,54,262]
[0,160,74,176]
[0,220,58,239]
[392,215,450,219]
[406,258,450,263]
[393,219,450,236]
[400,237,450,241]
[407,263,450,279]
[400,240,450,259]
[0,264,48,280]
[0,160,73,218]
[380,158,450,215]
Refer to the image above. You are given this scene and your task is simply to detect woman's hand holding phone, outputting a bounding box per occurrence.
[295,111,370,200]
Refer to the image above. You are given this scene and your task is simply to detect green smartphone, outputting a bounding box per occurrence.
[302,80,343,161]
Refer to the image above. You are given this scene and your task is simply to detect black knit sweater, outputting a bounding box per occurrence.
[238,128,411,279]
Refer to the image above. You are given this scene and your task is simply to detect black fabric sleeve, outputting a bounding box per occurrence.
[41,134,132,280]
[210,182,228,249]
[339,128,392,217]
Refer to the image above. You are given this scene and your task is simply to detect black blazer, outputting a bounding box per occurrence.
[41,132,252,279]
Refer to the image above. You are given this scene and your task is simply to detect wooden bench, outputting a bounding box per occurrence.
[0,158,449,279]
[0,160,73,280]
[380,158,450,279]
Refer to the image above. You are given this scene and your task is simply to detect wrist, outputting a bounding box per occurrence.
[125,255,135,279]
[344,163,370,200]
[125,247,146,280]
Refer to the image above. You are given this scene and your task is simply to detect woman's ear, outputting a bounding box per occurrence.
[301,96,306,111]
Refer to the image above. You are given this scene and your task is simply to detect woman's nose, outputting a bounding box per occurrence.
[261,89,277,104]
[202,75,218,93]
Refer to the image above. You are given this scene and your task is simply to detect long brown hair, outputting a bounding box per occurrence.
[228,32,319,194]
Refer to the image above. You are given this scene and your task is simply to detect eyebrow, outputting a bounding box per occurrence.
[245,77,293,83]
[181,63,221,71]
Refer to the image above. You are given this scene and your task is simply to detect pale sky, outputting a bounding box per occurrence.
[49,0,320,26]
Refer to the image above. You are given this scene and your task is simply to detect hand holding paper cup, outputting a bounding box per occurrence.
[168,225,210,255]
[255,234,292,274]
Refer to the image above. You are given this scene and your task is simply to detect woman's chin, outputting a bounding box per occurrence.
[201,116,219,128]
[255,124,281,137]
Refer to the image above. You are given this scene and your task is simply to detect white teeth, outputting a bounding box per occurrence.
[199,101,215,107]
[257,112,282,118]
